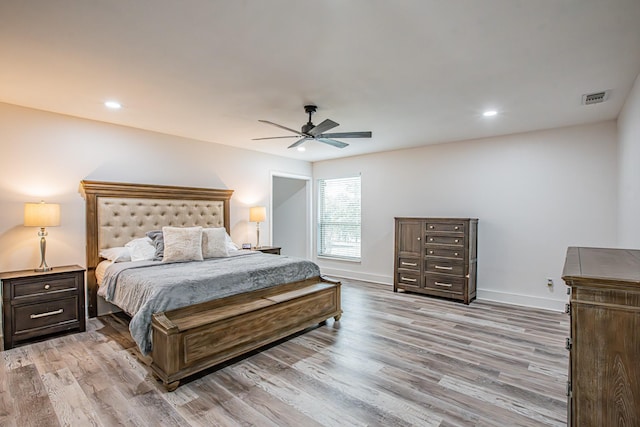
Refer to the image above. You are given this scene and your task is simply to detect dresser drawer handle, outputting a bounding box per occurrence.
[429,238,434,242]
[44,284,51,290]
[434,282,452,287]
[429,225,434,229]
[401,262,417,267]
[454,252,459,256]
[30,308,63,319]
[401,277,417,283]
[454,226,459,230]
[434,265,453,270]
[429,250,434,254]
[454,239,459,243]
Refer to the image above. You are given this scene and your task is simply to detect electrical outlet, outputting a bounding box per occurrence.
[547,278,554,287]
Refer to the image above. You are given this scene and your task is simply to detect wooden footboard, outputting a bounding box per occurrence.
[150,276,342,390]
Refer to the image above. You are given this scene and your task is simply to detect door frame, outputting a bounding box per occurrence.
[270,171,313,259]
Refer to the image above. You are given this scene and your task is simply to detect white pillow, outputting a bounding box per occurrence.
[125,237,156,262]
[162,226,203,263]
[99,247,131,262]
[225,231,239,251]
[202,228,230,258]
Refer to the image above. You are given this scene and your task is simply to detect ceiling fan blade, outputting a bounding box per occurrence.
[252,135,300,140]
[288,138,308,149]
[318,131,372,139]
[308,119,339,137]
[258,120,303,136]
[317,138,348,149]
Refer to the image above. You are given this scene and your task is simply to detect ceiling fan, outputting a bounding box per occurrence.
[253,105,372,149]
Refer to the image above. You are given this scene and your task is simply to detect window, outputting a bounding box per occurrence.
[317,175,361,260]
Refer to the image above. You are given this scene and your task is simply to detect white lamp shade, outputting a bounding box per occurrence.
[249,206,266,222]
[24,202,60,227]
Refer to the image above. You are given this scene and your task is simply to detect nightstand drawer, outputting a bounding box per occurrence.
[12,275,78,299]
[13,296,79,334]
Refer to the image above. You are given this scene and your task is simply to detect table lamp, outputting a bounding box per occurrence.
[24,201,60,272]
[249,206,266,249]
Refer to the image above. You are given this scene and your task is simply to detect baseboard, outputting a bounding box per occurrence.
[319,267,566,312]
[476,289,566,312]
[319,267,392,286]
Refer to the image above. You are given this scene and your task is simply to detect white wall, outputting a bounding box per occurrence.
[313,121,619,311]
[617,72,640,248]
[0,102,312,274]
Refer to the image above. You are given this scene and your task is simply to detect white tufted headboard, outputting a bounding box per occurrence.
[80,180,234,317]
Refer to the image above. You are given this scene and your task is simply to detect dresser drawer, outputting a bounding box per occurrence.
[424,274,465,294]
[425,259,465,276]
[426,222,465,233]
[425,235,464,246]
[397,272,421,288]
[426,247,464,259]
[398,257,420,271]
[13,296,79,334]
[12,275,79,300]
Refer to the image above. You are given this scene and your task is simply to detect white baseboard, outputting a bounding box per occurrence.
[475,289,566,312]
[319,267,566,312]
[319,267,392,286]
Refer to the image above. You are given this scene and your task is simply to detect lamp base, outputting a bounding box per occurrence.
[34,266,53,272]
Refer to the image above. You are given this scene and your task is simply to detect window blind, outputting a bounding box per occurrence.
[318,175,361,260]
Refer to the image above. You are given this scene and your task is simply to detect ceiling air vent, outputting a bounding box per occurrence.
[582,90,610,105]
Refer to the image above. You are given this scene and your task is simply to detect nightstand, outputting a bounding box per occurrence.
[253,246,281,255]
[1,265,85,350]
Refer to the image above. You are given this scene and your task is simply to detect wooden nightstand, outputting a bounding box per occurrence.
[253,246,281,255]
[1,265,85,350]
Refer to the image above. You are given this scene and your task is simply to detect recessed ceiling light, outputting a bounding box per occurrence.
[483,110,498,117]
[104,101,122,109]
[297,146,306,152]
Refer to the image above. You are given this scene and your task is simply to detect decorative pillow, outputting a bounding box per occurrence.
[162,226,203,263]
[146,230,164,261]
[124,237,156,262]
[202,227,230,258]
[99,247,131,263]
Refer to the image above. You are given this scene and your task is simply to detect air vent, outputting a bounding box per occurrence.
[582,90,610,105]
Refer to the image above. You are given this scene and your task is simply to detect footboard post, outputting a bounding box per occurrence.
[151,312,181,389]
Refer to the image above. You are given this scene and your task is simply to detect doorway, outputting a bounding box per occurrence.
[271,173,312,259]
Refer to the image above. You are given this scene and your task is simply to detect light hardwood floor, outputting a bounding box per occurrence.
[1,279,569,426]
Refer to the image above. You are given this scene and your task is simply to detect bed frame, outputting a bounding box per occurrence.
[80,180,341,390]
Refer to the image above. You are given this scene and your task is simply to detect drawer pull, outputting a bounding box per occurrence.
[429,225,434,229]
[454,239,459,243]
[44,284,51,290]
[417,237,421,241]
[434,265,453,270]
[429,250,434,254]
[429,238,434,242]
[454,226,459,230]
[401,261,417,267]
[401,277,417,283]
[434,282,452,287]
[454,252,459,256]
[30,308,63,319]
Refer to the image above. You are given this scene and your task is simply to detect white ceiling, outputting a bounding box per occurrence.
[2,1,640,162]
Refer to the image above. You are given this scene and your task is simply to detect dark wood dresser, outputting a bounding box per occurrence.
[1,265,85,350]
[562,247,640,427]
[394,217,478,304]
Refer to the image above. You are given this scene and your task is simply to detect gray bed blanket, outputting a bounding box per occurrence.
[99,251,321,355]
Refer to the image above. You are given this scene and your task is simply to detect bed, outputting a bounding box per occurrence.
[80,180,342,390]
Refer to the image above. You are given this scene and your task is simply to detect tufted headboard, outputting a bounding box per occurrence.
[80,180,234,317]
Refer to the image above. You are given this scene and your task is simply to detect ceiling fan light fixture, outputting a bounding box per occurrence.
[297,146,306,152]
[483,110,498,117]
[105,100,122,109]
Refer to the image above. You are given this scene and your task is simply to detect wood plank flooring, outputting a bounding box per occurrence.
[0,279,569,426]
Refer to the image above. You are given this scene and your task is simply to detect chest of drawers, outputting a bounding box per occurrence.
[394,217,478,304]
[1,265,85,349]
